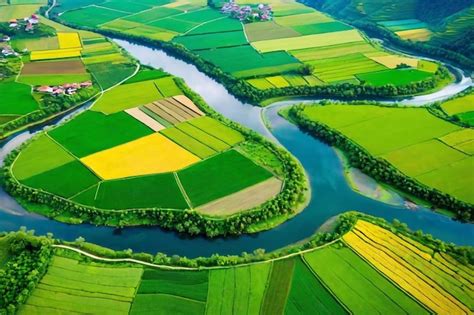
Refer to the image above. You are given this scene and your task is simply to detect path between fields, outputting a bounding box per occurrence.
[52,238,340,270]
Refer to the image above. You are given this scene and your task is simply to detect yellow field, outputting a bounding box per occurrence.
[81,133,200,180]
[30,48,82,61]
[343,220,472,314]
[396,28,432,41]
[57,32,82,49]
[367,54,419,69]
[252,30,364,53]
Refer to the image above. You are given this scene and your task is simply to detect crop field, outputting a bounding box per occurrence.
[188,18,242,35]
[73,173,189,210]
[20,60,87,75]
[161,127,216,158]
[12,134,75,181]
[178,150,273,209]
[125,108,165,131]
[189,116,245,145]
[244,21,300,42]
[344,220,473,313]
[304,244,427,314]
[97,0,152,13]
[11,37,59,51]
[176,122,230,151]
[48,111,153,158]
[356,68,433,86]
[252,29,364,53]
[123,7,182,23]
[396,28,432,41]
[86,61,136,90]
[367,53,419,69]
[0,82,39,115]
[30,48,82,61]
[441,92,474,116]
[173,31,248,51]
[57,32,82,49]
[19,256,142,314]
[300,104,473,203]
[81,133,201,180]
[0,4,40,21]
[91,79,163,114]
[59,6,129,28]
[292,21,352,35]
[18,73,92,85]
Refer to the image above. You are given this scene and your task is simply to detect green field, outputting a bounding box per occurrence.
[187,18,242,35]
[73,173,189,210]
[304,245,428,314]
[48,111,153,158]
[12,134,75,181]
[188,116,245,146]
[59,6,129,28]
[21,160,100,198]
[357,68,433,86]
[91,79,163,114]
[285,258,347,314]
[178,150,273,207]
[260,259,295,315]
[292,21,352,35]
[123,7,181,23]
[161,127,217,158]
[17,73,91,86]
[173,31,248,51]
[86,62,136,90]
[441,92,474,116]
[176,122,230,151]
[97,0,151,13]
[299,104,473,203]
[124,69,168,84]
[0,82,39,115]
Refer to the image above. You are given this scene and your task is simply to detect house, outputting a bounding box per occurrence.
[1,36,10,42]
[37,86,53,93]
[1,46,17,57]
[30,14,39,24]
[80,81,93,87]
[9,19,18,28]
[25,23,34,32]
[52,88,65,95]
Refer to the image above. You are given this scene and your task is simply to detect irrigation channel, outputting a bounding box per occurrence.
[0,39,473,257]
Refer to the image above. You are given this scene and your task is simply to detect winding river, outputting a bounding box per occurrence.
[0,39,472,257]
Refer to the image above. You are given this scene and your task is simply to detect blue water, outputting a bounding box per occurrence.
[0,40,472,257]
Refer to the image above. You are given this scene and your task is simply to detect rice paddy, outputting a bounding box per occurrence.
[299,104,474,203]
[53,0,440,91]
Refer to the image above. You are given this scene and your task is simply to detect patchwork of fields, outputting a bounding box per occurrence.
[11,67,282,215]
[298,104,474,204]
[441,91,474,127]
[52,0,440,91]
[18,218,474,314]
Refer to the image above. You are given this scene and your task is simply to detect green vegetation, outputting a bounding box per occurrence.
[59,6,129,28]
[357,68,433,86]
[48,111,153,158]
[261,259,295,315]
[178,150,274,207]
[287,103,473,219]
[161,127,217,158]
[0,82,39,115]
[189,116,245,145]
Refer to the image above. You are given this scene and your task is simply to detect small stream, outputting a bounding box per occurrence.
[0,39,472,257]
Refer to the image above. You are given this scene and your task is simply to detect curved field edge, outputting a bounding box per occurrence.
[49,11,453,106]
[2,75,309,237]
[2,212,472,314]
[284,103,473,221]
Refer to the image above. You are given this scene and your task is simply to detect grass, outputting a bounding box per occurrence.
[11,37,59,51]
[138,269,208,301]
[124,69,168,84]
[261,258,295,315]
[237,141,285,176]
[73,172,189,210]
[155,76,182,97]
[49,111,153,158]
[290,41,378,61]
[21,160,100,198]
[131,294,205,315]
[196,45,300,77]
[247,78,274,90]
[173,31,248,51]
[188,116,245,146]
[161,127,217,158]
[274,11,333,26]
[252,29,364,53]
[344,220,472,313]
[178,150,274,207]
[457,111,474,126]
[149,17,198,33]
[124,7,181,23]
[0,81,39,115]
[300,105,472,203]
[91,79,163,114]
[266,75,290,88]
[304,244,428,314]
[357,68,433,86]
[97,0,151,13]
[81,133,200,180]
[59,6,129,28]
[285,257,347,314]
[0,4,40,21]
[12,134,75,181]
[207,264,271,315]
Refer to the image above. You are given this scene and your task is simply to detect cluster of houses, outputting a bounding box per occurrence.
[1,46,18,57]
[36,81,93,96]
[221,1,272,22]
[8,14,40,32]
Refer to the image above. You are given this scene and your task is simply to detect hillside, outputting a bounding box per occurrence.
[310,0,474,66]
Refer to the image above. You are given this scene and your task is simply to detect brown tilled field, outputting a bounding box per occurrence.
[21,60,87,75]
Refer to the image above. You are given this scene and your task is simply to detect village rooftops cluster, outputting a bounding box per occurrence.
[9,14,40,32]
[221,1,272,22]
[36,81,92,96]
[1,46,18,57]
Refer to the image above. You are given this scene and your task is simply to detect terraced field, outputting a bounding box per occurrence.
[17,217,473,314]
[10,66,282,215]
[295,104,474,204]
[52,0,441,92]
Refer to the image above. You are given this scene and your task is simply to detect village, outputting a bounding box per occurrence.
[36,81,93,96]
